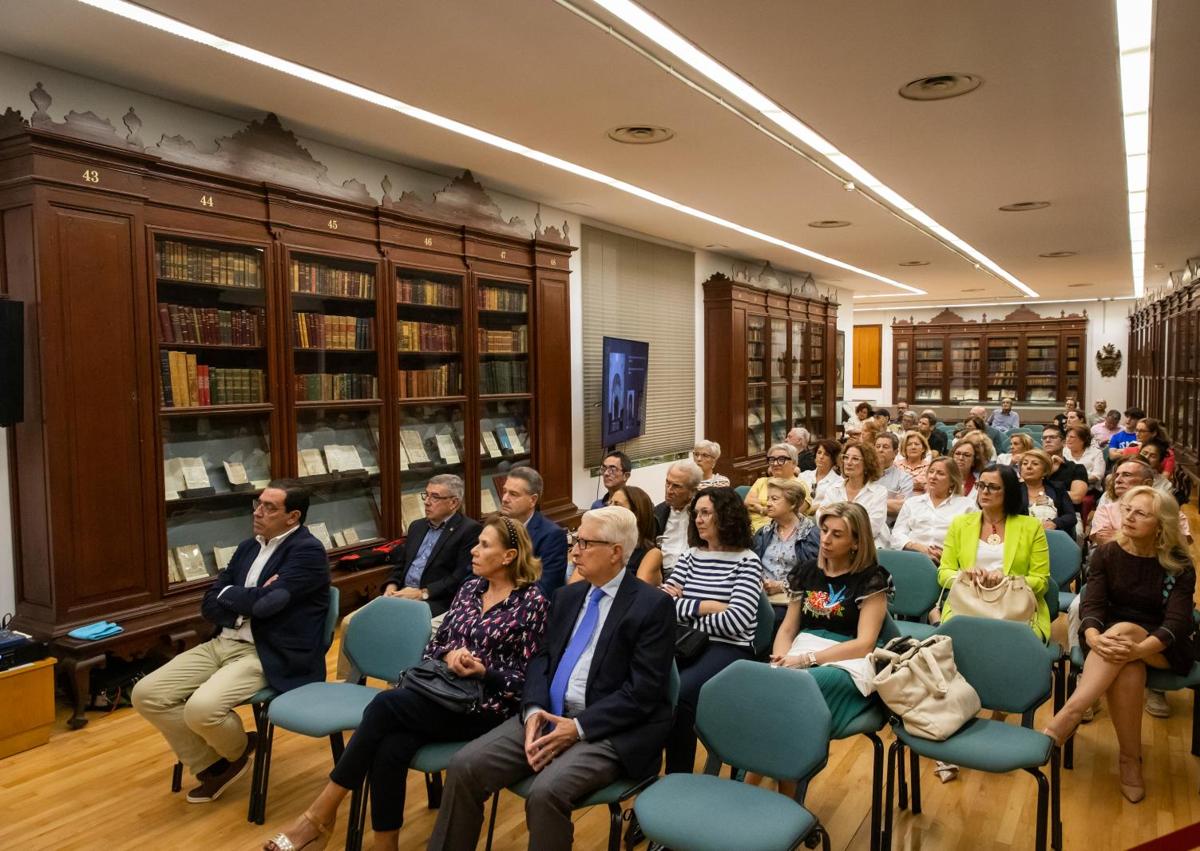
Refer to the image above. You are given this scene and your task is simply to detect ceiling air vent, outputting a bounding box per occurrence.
[999,201,1051,212]
[607,125,675,144]
[808,220,851,228]
[899,74,983,101]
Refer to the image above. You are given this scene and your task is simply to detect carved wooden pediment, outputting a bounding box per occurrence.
[928,308,971,324]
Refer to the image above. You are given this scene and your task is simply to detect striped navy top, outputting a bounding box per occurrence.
[666,548,763,646]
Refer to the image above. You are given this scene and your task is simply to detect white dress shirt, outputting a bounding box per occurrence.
[799,469,845,504]
[818,480,891,550]
[1064,445,1106,488]
[219,524,300,643]
[890,493,978,551]
[661,507,690,572]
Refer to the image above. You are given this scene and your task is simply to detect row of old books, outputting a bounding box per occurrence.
[157,240,263,289]
[398,363,462,398]
[478,325,528,353]
[477,286,527,312]
[294,372,378,401]
[158,303,264,347]
[479,360,528,395]
[397,320,459,353]
[291,259,375,300]
[397,278,461,307]
[294,312,375,350]
[160,351,266,407]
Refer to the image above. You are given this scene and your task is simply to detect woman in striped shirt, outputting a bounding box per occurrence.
[663,486,763,774]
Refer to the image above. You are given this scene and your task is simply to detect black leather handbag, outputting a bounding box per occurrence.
[400,658,483,713]
[674,623,710,662]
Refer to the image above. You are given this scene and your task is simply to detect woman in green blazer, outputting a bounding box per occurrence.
[937,464,1052,641]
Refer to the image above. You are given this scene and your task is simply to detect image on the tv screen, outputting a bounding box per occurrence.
[601,337,648,447]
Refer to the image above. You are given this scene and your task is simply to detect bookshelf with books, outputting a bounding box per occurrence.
[479,400,533,514]
[703,274,838,484]
[892,307,1088,406]
[1,111,575,682]
[1131,283,1199,466]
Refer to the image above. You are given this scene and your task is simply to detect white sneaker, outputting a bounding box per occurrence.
[1145,689,1170,718]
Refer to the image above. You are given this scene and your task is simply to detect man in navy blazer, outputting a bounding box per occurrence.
[428,505,675,851]
[499,466,568,595]
[132,481,330,804]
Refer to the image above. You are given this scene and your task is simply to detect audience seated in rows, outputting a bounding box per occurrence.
[845,401,872,437]
[937,464,1052,643]
[745,443,801,533]
[988,397,1021,432]
[1051,397,1081,432]
[500,467,569,597]
[819,441,891,550]
[1018,449,1078,537]
[895,431,931,494]
[1088,399,1109,427]
[430,506,675,851]
[798,439,844,505]
[752,477,819,627]
[1090,458,1192,544]
[786,426,817,472]
[1139,440,1175,494]
[891,457,977,564]
[1042,486,1196,804]
[917,412,948,456]
[608,485,664,586]
[874,432,914,517]
[654,459,702,574]
[1106,407,1146,461]
[336,474,481,681]
[1092,407,1123,450]
[591,451,631,509]
[266,516,549,851]
[965,406,1006,451]
[1064,423,1106,490]
[692,439,731,489]
[996,431,1034,467]
[950,436,985,496]
[662,487,764,775]
[1040,426,1089,511]
[1115,417,1176,475]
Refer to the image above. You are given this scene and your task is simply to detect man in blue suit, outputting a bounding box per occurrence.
[428,505,675,851]
[132,481,330,804]
[499,466,568,595]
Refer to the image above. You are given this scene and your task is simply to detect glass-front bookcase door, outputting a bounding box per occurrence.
[479,399,532,515]
[913,338,944,403]
[295,407,383,550]
[1064,335,1083,402]
[746,315,767,456]
[399,403,466,530]
[948,337,981,403]
[1025,336,1059,403]
[807,321,825,437]
[155,234,272,586]
[894,339,910,404]
[985,336,1019,402]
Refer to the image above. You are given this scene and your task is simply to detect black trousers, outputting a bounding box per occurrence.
[665,641,754,774]
[329,686,504,831]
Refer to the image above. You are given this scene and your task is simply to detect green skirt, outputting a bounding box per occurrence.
[806,629,881,739]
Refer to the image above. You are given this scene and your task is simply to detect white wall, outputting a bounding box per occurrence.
[850,299,1130,413]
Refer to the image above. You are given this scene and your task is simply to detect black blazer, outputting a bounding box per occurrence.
[201,526,331,693]
[383,514,482,616]
[653,501,671,538]
[527,510,569,597]
[522,570,676,778]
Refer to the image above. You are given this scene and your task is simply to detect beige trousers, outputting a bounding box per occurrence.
[131,636,266,775]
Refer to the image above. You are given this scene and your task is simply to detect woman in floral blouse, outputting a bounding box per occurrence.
[265,516,548,851]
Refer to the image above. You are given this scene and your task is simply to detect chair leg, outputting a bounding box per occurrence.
[864,732,884,851]
[909,749,921,815]
[254,721,276,825]
[1023,767,1050,851]
[896,741,908,811]
[607,803,623,851]
[1050,748,1062,850]
[424,772,443,809]
[1191,687,1200,758]
[882,740,898,851]
[1053,659,1066,714]
[170,761,183,793]
[247,702,269,824]
[484,791,500,851]
[1064,667,1078,770]
[330,731,346,762]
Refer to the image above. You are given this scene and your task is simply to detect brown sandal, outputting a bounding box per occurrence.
[264,811,333,851]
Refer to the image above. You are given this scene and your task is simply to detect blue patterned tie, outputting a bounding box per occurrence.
[549,587,606,716]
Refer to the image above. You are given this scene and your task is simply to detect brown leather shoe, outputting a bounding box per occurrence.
[187,732,257,803]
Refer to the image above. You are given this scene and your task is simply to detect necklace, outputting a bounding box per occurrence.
[985,519,1002,546]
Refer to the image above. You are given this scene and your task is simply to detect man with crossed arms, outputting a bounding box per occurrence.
[428,505,675,851]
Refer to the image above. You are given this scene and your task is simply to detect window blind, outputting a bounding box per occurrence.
[581,225,695,467]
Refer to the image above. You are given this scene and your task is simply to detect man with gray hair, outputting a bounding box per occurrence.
[336,473,480,679]
[501,466,569,595]
[654,459,703,575]
[786,427,815,471]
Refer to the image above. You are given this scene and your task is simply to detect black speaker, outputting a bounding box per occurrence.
[0,298,23,426]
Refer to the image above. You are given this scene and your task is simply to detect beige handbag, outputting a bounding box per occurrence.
[947,571,1037,626]
[870,635,981,741]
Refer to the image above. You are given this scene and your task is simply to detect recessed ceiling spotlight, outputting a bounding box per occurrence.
[1067,282,1093,288]
[998,201,1051,212]
[607,125,675,144]
[1153,263,1165,270]
[898,260,930,267]
[898,73,983,101]
[1038,251,1078,259]
[808,220,851,228]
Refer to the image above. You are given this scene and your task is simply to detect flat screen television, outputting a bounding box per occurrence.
[601,336,649,447]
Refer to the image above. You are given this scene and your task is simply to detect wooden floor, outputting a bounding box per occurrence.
[5,507,1200,850]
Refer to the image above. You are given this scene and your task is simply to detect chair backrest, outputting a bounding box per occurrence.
[938,616,1052,714]
[695,660,831,781]
[735,485,751,500]
[753,590,775,657]
[1045,529,1082,587]
[879,612,903,644]
[1045,577,1060,622]
[322,586,341,652]
[344,596,432,681]
[878,549,941,619]
[669,660,681,707]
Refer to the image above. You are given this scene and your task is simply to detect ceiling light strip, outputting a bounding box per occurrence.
[584,0,1039,299]
[1115,0,1154,298]
[76,0,924,296]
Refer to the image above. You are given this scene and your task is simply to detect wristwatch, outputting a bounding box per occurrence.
[420,588,429,601]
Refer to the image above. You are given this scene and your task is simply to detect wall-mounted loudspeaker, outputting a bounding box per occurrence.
[0,299,24,426]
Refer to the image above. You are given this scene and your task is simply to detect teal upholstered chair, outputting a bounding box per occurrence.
[753,589,776,660]
[480,663,682,851]
[735,484,751,500]
[169,586,340,825]
[253,596,431,829]
[634,661,835,851]
[878,549,941,641]
[884,617,1060,851]
[1045,529,1083,614]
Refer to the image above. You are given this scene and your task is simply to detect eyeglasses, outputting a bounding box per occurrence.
[766,455,791,466]
[1119,505,1155,522]
[252,498,282,514]
[568,534,615,551]
[976,482,1004,493]
[420,492,455,503]
[600,464,626,475]
[952,450,974,459]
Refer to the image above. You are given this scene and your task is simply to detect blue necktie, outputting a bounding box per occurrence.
[549,587,605,716]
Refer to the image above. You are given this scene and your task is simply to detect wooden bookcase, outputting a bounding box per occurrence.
[703,273,837,484]
[892,307,1087,406]
[0,101,575,721]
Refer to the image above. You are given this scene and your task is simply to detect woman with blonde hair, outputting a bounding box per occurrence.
[1018,448,1077,535]
[752,477,819,627]
[818,441,891,550]
[693,439,731,489]
[1042,486,1196,803]
[896,431,932,494]
[264,516,548,851]
[996,432,1034,467]
[891,457,977,563]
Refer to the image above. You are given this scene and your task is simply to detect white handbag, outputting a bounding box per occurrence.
[947,572,1037,626]
[870,635,981,741]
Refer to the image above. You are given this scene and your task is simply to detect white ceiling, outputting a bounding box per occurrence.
[0,0,1195,306]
